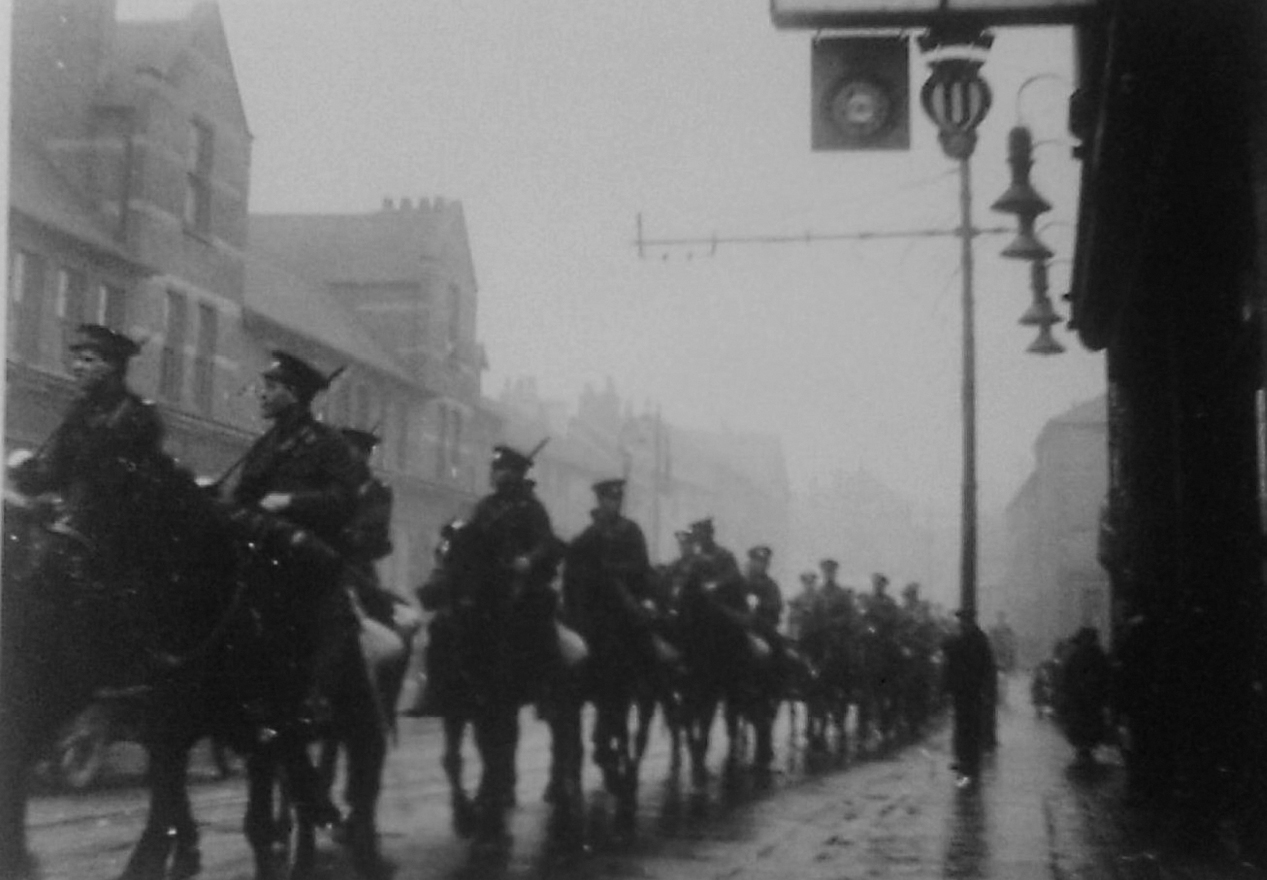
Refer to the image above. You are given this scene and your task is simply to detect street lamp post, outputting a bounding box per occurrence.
[919,39,994,618]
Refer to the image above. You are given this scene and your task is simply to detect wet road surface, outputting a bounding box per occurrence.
[24,682,1267,880]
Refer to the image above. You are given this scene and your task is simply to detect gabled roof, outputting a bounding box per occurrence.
[250,201,478,290]
[244,250,415,386]
[103,2,250,134]
[9,136,149,270]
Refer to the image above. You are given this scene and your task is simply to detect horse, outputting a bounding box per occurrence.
[0,452,250,880]
[799,626,853,756]
[853,623,902,752]
[671,569,770,786]
[2,451,388,880]
[418,519,585,854]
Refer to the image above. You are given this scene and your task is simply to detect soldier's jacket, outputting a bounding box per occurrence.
[12,385,164,526]
[467,481,562,588]
[865,592,901,638]
[746,572,784,632]
[342,468,394,563]
[786,589,818,641]
[809,582,856,638]
[230,411,360,546]
[563,511,653,637]
[692,544,742,591]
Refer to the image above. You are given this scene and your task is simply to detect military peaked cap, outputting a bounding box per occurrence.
[592,478,626,499]
[819,558,839,571]
[491,444,534,474]
[748,545,773,563]
[70,323,140,364]
[340,427,381,453]
[262,350,334,400]
[688,517,714,536]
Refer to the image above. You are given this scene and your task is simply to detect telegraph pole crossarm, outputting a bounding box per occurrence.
[634,219,1013,255]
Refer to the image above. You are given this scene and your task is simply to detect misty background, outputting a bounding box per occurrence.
[120,0,1106,599]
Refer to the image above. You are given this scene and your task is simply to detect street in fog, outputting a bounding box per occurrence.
[26,689,1243,880]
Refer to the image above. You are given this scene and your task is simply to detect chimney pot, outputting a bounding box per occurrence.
[401,197,413,210]
[382,198,393,210]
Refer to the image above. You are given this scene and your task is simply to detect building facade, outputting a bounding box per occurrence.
[1001,396,1108,667]
[7,1,493,601]
[8,0,256,470]
[247,200,495,594]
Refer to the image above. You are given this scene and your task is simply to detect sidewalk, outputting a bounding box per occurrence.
[571,686,1267,880]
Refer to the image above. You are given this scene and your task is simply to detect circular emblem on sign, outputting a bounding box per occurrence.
[827,78,892,139]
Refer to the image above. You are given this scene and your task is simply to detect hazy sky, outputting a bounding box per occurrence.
[127,0,1105,513]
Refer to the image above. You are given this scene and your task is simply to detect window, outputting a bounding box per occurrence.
[447,283,461,348]
[98,283,128,330]
[451,409,463,470]
[435,406,449,479]
[8,250,45,360]
[193,302,217,412]
[183,120,213,234]
[55,268,89,368]
[160,290,188,401]
[395,401,410,472]
[353,383,373,429]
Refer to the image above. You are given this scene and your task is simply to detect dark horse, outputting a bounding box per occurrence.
[420,520,585,854]
[1,453,379,880]
[672,570,770,786]
[0,453,246,880]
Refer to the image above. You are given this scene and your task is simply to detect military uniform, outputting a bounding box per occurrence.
[10,328,164,577]
[786,576,819,643]
[465,472,562,684]
[232,412,361,547]
[338,429,400,627]
[462,445,563,838]
[564,506,654,652]
[8,325,166,681]
[747,571,784,635]
[563,478,656,788]
[226,351,360,830]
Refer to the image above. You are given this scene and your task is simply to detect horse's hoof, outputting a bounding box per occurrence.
[170,845,203,880]
[1,853,38,880]
[350,842,396,880]
[453,800,478,839]
[471,829,512,858]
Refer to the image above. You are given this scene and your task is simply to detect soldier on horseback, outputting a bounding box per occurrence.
[222,350,362,830]
[739,545,786,767]
[9,325,163,582]
[800,558,856,751]
[562,478,657,817]
[462,443,565,842]
[786,570,819,643]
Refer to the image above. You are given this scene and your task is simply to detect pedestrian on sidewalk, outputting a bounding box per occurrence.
[1058,626,1111,766]
[943,608,997,787]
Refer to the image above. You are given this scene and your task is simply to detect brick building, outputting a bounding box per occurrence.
[8,0,254,469]
[6,0,494,599]
[1000,395,1109,666]
[249,200,497,592]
